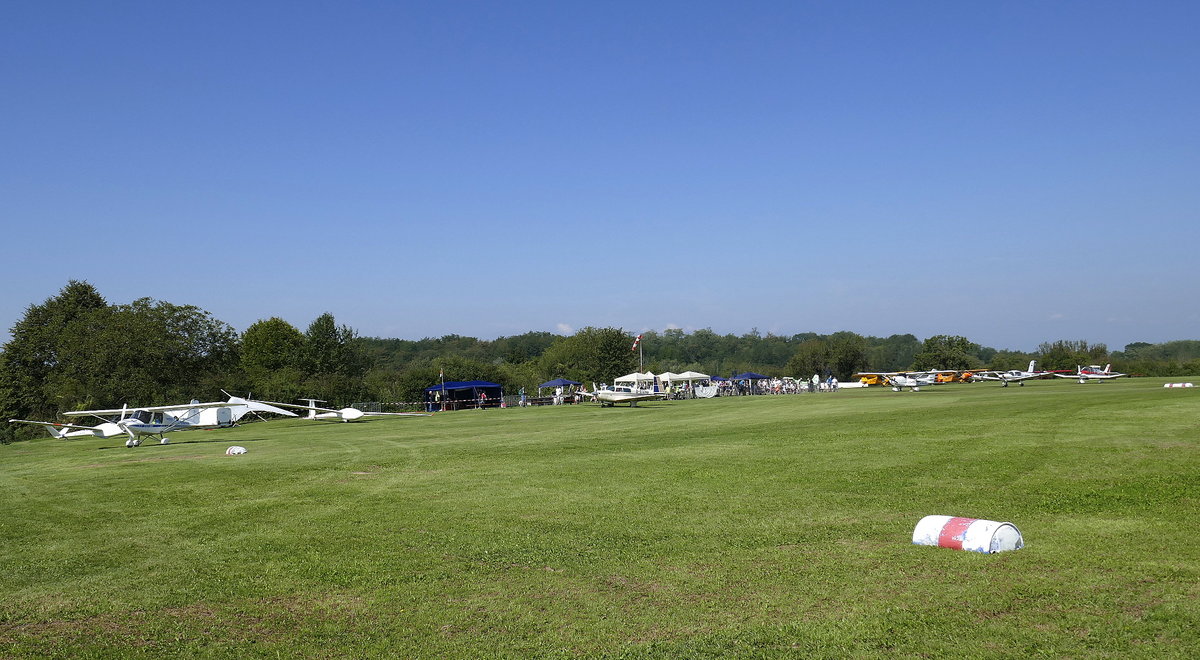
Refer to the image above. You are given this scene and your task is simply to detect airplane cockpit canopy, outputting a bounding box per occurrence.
[130,410,165,424]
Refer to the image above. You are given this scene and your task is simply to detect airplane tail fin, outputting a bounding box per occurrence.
[1028,360,1037,373]
[299,398,326,419]
[1104,364,1111,374]
[9,419,73,439]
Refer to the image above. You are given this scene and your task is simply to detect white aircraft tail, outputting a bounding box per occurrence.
[1027,360,1037,373]
[25,421,70,439]
[1104,364,1111,374]
[299,398,326,419]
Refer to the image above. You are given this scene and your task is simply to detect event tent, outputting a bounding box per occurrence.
[674,370,711,383]
[613,372,661,391]
[425,380,504,410]
[539,378,581,389]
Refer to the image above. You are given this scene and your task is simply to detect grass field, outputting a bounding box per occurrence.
[2,378,1197,657]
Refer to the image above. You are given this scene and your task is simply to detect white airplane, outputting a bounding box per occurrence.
[1054,364,1127,383]
[264,398,433,422]
[885,372,941,392]
[579,384,665,407]
[9,396,297,447]
[971,360,1052,387]
[854,371,945,392]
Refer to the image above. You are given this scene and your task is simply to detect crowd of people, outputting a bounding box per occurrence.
[719,375,840,395]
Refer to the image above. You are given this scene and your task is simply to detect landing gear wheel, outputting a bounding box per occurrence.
[1001,381,1009,387]
[125,439,134,448]
[1018,382,1024,386]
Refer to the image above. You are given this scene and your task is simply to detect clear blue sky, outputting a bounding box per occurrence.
[3,1,1197,352]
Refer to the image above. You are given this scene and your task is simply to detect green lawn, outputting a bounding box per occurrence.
[2,379,1197,657]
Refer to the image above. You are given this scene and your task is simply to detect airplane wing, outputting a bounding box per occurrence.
[9,419,102,432]
[255,400,339,414]
[970,372,1004,381]
[62,401,238,417]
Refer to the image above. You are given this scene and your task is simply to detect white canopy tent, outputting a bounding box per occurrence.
[613,372,658,389]
[674,370,711,384]
[657,371,683,385]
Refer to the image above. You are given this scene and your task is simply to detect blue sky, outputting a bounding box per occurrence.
[3,1,1197,352]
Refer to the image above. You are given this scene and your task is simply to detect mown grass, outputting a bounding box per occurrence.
[1,378,1197,657]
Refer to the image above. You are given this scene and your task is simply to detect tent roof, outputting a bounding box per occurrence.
[614,371,656,382]
[425,380,502,391]
[675,370,710,379]
[539,378,581,388]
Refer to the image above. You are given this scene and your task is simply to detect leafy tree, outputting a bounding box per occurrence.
[0,281,108,434]
[299,313,374,402]
[865,334,921,372]
[786,339,831,378]
[538,327,636,386]
[827,331,869,379]
[1036,340,1108,371]
[243,318,306,374]
[912,335,982,371]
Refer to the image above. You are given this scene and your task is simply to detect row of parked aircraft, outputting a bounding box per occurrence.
[855,363,1127,392]
[8,394,430,447]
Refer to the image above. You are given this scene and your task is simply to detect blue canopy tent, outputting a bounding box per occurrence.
[731,372,769,380]
[425,380,504,411]
[731,372,769,395]
[539,378,581,389]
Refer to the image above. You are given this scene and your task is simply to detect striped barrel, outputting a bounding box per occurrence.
[912,515,1024,554]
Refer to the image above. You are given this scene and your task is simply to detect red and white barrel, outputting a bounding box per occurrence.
[912,515,1024,554]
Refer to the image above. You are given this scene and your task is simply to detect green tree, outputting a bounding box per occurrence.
[865,334,921,372]
[912,335,982,371]
[1036,340,1108,371]
[538,327,636,386]
[0,281,108,428]
[786,339,832,378]
[827,331,869,379]
[302,313,372,403]
[243,318,306,374]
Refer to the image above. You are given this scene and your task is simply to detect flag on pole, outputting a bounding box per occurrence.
[631,334,643,352]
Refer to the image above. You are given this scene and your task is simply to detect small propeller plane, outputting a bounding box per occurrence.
[1054,364,1127,383]
[9,396,297,447]
[854,371,950,392]
[579,384,665,407]
[970,360,1052,387]
[263,398,433,422]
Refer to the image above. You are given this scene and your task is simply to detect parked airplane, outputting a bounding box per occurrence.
[854,371,948,391]
[265,398,433,422]
[885,372,941,392]
[1055,364,1127,383]
[9,396,297,447]
[579,384,664,407]
[971,361,1052,387]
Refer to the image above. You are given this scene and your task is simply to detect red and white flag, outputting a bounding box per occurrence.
[631,334,643,352]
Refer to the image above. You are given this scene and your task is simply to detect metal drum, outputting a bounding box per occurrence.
[912,515,1024,553]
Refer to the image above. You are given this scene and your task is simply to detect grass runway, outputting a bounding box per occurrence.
[1,378,1197,657]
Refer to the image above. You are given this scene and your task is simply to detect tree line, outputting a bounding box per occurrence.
[3,281,1198,442]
